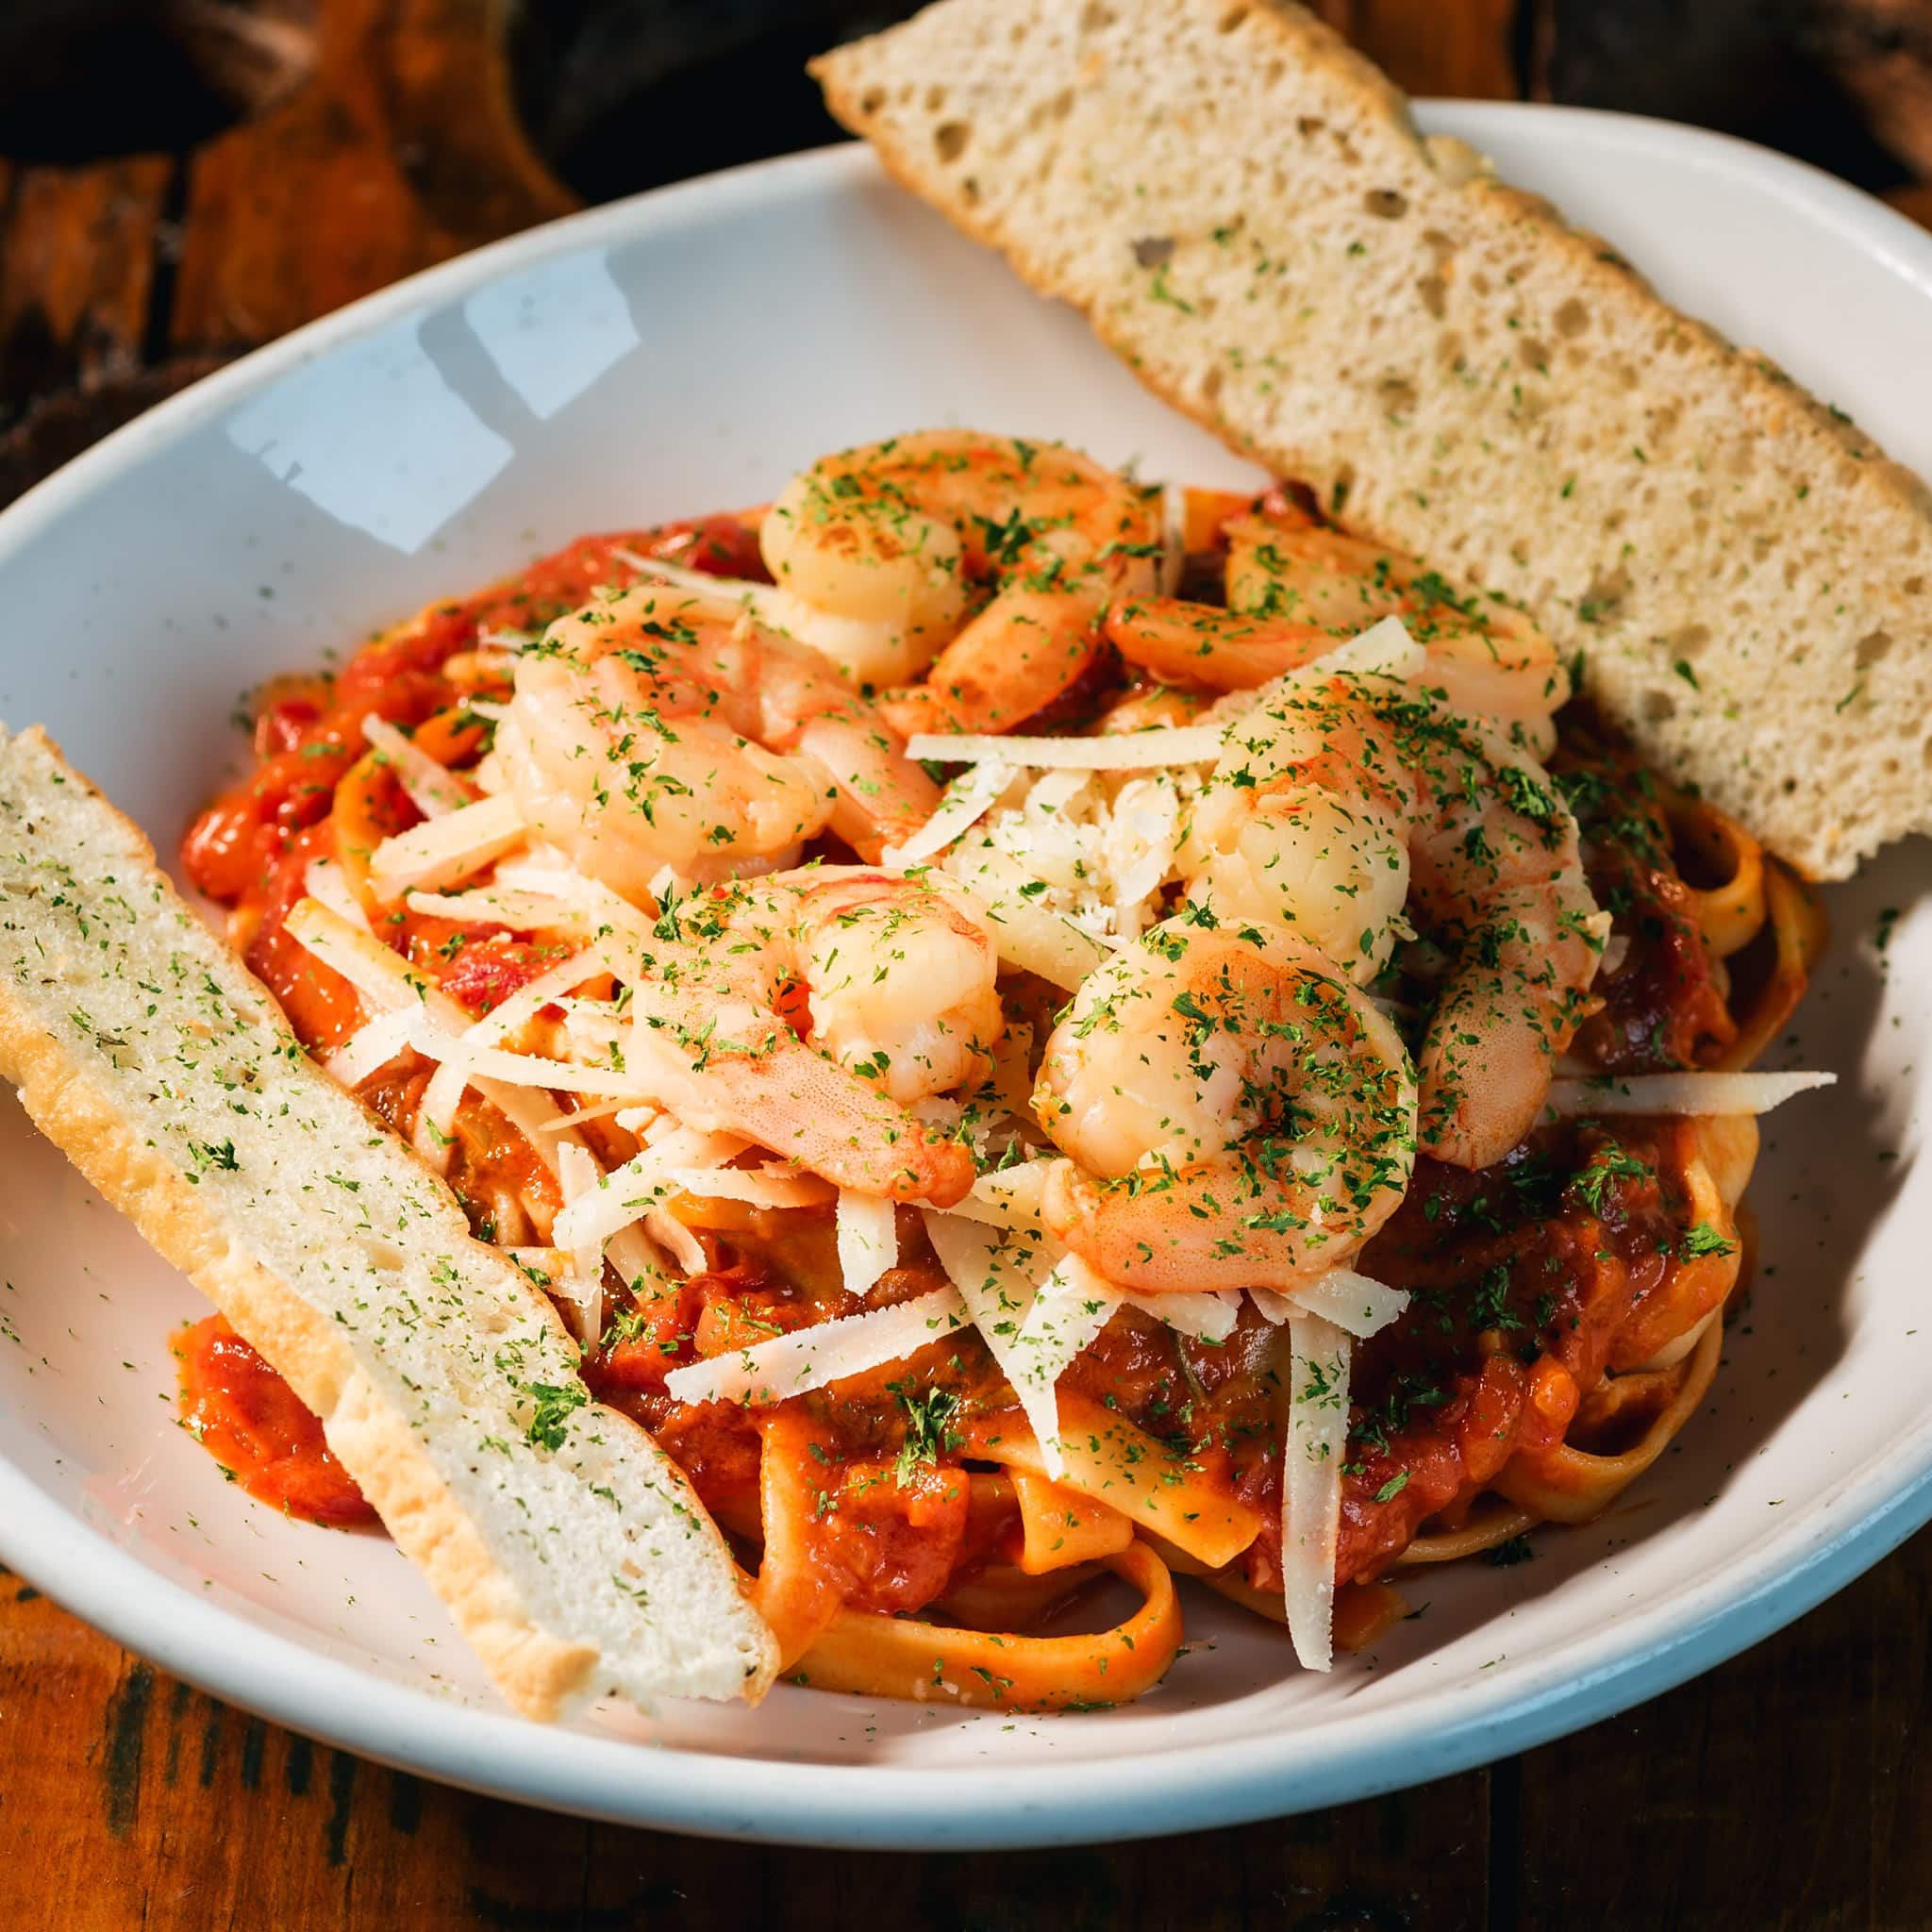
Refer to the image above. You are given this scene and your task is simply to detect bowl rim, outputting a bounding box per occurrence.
[2,106,1930,1850]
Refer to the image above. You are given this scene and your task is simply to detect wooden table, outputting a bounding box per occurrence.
[4,5,1930,1924]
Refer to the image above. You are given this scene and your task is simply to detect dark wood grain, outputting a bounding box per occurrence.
[1313,0,1521,98]
[0,156,175,418]
[3,2,1931,1925]
[0,1561,1493,1931]
[8,1531,1932,1927]
[1515,1520,1932,1930]
[169,0,575,352]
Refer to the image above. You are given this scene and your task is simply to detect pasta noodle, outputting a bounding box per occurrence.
[793,1541,1183,1710]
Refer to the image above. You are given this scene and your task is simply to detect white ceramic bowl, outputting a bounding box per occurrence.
[0,106,1927,1850]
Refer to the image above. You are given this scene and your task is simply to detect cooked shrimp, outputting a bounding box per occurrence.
[761,431,1163,736]
[623,871,991,1204]
[1178,674,1602,1165]
[1179,673,1416,979]
[1107,506,1567,740]
[496,584,939,896]
[1390,701,1605,1168]
[784,867,1004,1106]
[1032,917,1417,1292]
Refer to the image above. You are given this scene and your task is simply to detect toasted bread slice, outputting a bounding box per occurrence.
[0,724,775,1717]
[814,0,1932,878]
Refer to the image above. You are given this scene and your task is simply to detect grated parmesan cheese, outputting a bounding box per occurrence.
[661,1287,968,1407]
[1283,1309,1353,1673]
[836,1190,899,1299]
[367,793,526,903]
[361,715,474,819]
[1545,1071,1836,1117]
[1252,1268,1411,1341]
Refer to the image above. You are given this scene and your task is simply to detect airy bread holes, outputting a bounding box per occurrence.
[934,121,970,163]
[1080,1,1117,28]
[1364,189,1407,220]
[1855,629,1893,670]
[1580,566,1631,621]
[1554,297,1591,340]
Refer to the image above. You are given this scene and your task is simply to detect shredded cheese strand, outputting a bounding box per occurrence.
[942,1161,1054,1233]
[361,714,473,818]
[1284,1309,1353,1674]
[1544,1071,1835,1117]
[661,1287,968,1407]
[551,1127,750,1252]
[367,792,526,902]
[400,1013,658,1099]
[882,760,1014,867]
[1251,1269,1411,1341]
[836,1190,900,1299]
[908,723,1228,771]
[924,1215,1078,1479]
[666,1166,833,1208]
[554,1143,607,1348]
[322,1009,412,1088]
[1123,1289,1242,1343]
[303,857,372,935]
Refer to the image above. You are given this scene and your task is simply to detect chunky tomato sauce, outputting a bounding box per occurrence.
[174,1315,376,1527]
[172,508,1756,1611]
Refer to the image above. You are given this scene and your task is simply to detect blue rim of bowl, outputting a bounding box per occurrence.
[0,108,1928,1849]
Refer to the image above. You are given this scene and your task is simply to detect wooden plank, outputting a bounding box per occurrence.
[1513,1520,1932,1928]
[1313,0,1524,99]
[0,1566,580,1931]
[0,157,174,410]
[0,1557,1488,1929]
[170,0,575,351]
[1888,182,1932,229]
[580,1776,1491,1930]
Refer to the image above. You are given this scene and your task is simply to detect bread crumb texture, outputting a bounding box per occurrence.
[0,725,775,1716]
[817,0,1932,877]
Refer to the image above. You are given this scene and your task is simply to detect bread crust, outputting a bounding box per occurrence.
[816,0,1932,877]
[0,726,775,1719]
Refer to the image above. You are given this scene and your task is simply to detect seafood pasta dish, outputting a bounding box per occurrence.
[164,431,1829,1706]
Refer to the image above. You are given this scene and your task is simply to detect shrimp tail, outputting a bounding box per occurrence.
[1417,968,1566,1169]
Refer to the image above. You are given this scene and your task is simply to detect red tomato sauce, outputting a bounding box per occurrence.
[173,1315,376,1527]
[169,506,1751,1613]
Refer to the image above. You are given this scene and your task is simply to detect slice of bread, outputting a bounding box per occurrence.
[814,0,1932,878]
[0,724,775,1718]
